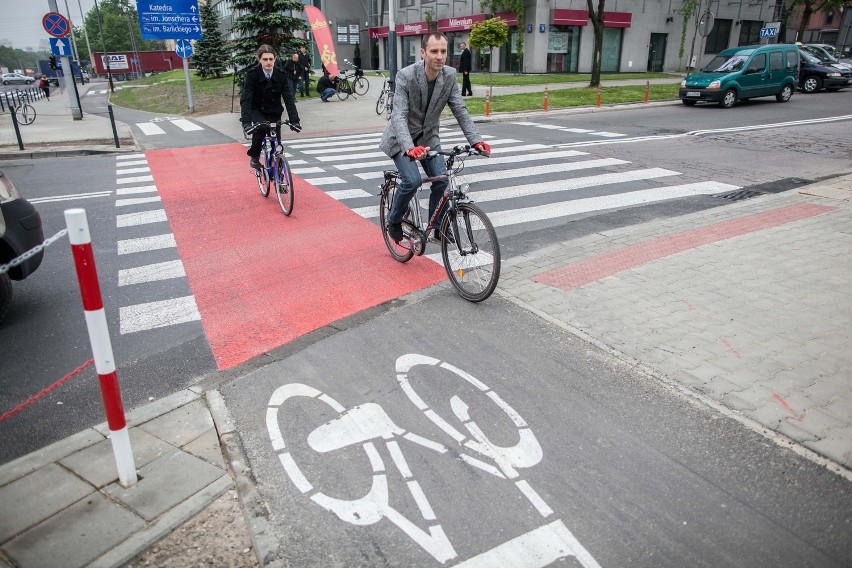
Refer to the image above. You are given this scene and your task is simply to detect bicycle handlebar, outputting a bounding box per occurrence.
[244,119,300,137]
[412,144,481,161]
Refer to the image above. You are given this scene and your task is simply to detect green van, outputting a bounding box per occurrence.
[679,44,799,108]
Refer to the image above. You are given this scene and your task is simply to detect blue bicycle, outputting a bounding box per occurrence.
[246,120,297,216]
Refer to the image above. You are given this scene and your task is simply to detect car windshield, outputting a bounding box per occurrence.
[799,50,822,64]
[802,46,839,63]
[702,54,750,73]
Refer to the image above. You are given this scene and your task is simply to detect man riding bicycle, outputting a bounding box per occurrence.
[241,45,302,169]
[379,32,490,243]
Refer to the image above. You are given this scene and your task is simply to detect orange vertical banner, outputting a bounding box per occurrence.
[304,5,339,77]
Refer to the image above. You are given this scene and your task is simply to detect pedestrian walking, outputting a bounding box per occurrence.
[283,53,302,97]
[459,42,472,97]
[298,46,312,97]
[39,76,50,101]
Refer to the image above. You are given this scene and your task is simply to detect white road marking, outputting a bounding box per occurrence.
[115,166,150,175]
[315,139,523,163]
[116,196,162,207]
[326,188,372,200]
[136,122,165,136]
[116,185,158,195]
[170,118,204,131]
[292,167,325,174]
[117,175,154,184]
[115,159,148,167]
[119,295,201,334]
[302,176,345,185]
[116,209,168,227]
[29,191,111,204]
[457,158,629,185]
[116,153,146,160]
[489,181,740,227]
[117,233,176,255]
[118,260,186,286]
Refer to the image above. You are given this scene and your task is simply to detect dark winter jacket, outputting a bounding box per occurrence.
[459,48,472,73]
[240,64,299,124]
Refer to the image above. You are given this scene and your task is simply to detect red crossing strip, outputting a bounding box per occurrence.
[532,203,836,291]
[147,144,445,370]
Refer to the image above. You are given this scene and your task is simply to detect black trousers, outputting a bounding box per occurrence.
[246,109,281,158]
[462,71,472,96]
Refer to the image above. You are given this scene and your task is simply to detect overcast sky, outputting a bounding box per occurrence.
[0,0,97,51]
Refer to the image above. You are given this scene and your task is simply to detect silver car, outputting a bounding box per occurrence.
[1,73,35,85]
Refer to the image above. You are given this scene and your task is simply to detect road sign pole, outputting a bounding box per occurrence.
[48,0,82,119]
[182,57,194,113]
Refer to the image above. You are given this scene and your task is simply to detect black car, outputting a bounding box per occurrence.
[798,50,852,92]
[0,168,44,322]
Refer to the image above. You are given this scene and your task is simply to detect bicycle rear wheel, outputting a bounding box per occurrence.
[256,154,271,197]
[16,104,35,125]
[275,155,294,216]
[375,92,386,115]
[379,182,415,263]
[440,203,500,302]
[337,81,350,101]
[354,76,369,96]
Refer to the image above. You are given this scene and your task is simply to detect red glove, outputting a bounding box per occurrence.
[406,146,428,160]
[473,142,491,156]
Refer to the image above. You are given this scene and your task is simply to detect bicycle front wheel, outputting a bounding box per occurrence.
[275,155,294,216]
[375,93,386,115]
[256,155,271,197]
[16,104,36,125]
[379,182,415,263]
[354,76,369,96]
[440,203,500,302]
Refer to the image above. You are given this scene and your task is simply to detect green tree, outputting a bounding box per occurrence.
[782,0,850,41]
[468,16,509,97]
[194,0,229,78]
[586,0,606,87]
[230,0,309,78]
[0,45,49,73]
[479,0,525,73]
[80,0,165,62]
[677,0,701,71]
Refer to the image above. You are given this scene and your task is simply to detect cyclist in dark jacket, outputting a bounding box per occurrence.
[240,45,301,169]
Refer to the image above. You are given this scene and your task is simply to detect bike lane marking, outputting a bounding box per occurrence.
[145,143,446,369]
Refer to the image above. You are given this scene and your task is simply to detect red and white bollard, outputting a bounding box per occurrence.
[543,86,549,111]
[64,208,137,487]
[644,79,650,104]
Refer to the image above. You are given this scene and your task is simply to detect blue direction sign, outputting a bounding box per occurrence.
[175,39,193,58]
[136,0,202,40]
[43,12,70,38]
[50,37,72,57]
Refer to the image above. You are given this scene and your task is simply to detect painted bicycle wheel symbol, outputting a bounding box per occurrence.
[266,354,602,567]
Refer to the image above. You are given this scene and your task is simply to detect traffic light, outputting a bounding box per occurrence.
[49,56,57,70]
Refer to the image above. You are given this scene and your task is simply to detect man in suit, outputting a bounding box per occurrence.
[459,41,472,96]
[240,45,301,169]
[298,46,312,97]
[379,32,490,243]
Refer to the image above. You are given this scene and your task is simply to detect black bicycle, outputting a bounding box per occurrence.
[245,120,297,216]
[379,145,500,302]
[375,71,393,118]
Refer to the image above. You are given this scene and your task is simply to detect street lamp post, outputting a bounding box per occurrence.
[76,0,95,73]
[93,0,115,92]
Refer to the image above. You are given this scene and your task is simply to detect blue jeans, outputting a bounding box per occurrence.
[320,88,336,101]
[388,146,448,227]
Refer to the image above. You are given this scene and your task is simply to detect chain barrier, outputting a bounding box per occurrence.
[0,359,94,422]
[0,228,68,276]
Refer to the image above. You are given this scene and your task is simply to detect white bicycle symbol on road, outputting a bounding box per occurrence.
[266,353,602,567]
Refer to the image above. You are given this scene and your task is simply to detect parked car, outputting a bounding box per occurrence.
[679,44,799,108]
[0,168,44,322]
[798,44,852,71]
[798,50,852,93]
[1,73,34,86]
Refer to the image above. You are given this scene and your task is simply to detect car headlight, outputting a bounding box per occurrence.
[827,72,841,77]
[707,80,721,89]
[680,79,687,87]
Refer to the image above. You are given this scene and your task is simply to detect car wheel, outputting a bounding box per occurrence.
[776,84,793,102]
[2,81,8,85]
[682,99,697,106]
[801,76,822,93]
[719,89,737,108]
[26,80,33,84]
[0,273,12,323]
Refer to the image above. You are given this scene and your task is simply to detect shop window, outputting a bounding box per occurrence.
[705,19,732,54]
[546,26,581,73]
[501,30,522,72]
[738,20,763,45]
[601,28,623,72]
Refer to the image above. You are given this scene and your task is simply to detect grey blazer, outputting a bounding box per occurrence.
[379,61,483,158]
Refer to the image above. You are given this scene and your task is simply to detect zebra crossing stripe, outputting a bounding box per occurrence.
[116,167,151,175]
[117,234,177,255]
[326,188,373,200]
[292,167,326,175]
[470,168,680,203]
[289,126,457,146]
[301,176,346,185]
[290,131,477,152]
[330,144,551,171]
[117,175,154,184]
[458,158,630,185]
[170,119,204,132]
[353,150,590,180]
[299,133,494,156]
[116,185,158,195]
[116,209,168,227]
[118,260,186,286]
[316,139,523,163]
[119,295,201,334]
[137,123,166,136]
[560,128,594,133]
[489,181,740,227]
[116,196,162,207]
[116,160,148,167]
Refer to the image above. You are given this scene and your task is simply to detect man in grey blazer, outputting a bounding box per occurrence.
[379,32,491,243]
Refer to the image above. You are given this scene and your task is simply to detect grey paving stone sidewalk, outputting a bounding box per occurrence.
[498,187,852,472]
